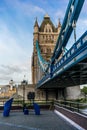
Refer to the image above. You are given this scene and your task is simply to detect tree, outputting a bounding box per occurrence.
[81,86,87,101]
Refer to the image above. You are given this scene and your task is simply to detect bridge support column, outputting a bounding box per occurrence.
[55,89,58,100]
[57,89,63,100]
[65,86,81,100]
[45,89,48,102]
[63,88,66,100]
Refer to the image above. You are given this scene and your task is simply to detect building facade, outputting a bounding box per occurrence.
[32,14,61,84]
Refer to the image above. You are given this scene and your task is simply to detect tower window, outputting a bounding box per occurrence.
[47,48,51,53]
[41,49,43,53]
[49,29,51,32]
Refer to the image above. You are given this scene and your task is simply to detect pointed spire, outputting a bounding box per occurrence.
[58,18,61,28]
[34,17,39,27]
[34,17,39,33]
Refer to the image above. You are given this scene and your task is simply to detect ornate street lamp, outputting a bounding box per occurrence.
[21,80,28,111]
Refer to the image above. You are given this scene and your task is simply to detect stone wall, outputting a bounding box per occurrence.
[17,84,81,101]
[65,86,81,100]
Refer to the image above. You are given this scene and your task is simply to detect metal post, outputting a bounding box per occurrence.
[21,80,27,111]
[77,103,79,112]
[23,84,25,107]
[45,89,48,103]
[72,20,76,43]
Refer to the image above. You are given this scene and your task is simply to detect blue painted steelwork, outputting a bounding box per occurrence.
[36,0,85,88]
[36,0,85,73]
[3,98,13,117]
[51,0,85,64]
[36,40,49,72]
[36,31,87,88]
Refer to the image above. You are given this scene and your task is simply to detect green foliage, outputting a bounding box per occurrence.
[81,86,87,101]
[81,86,87,95]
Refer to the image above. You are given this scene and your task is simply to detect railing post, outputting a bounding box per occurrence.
[70,102,71,110]
[77,103,79,112]
[45,89,48,103]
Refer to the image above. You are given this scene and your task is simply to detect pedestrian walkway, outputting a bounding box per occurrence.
[0,110,79,130]
[55,105,87,130]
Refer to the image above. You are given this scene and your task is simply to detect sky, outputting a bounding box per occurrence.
[0,0,87,85]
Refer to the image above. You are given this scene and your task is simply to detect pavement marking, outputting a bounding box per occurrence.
[0,121,40,130]
[54,110,85,130]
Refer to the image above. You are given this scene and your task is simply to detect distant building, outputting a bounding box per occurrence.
[32,14,61,84]
[0,85,9,94]
[0,85,16,98]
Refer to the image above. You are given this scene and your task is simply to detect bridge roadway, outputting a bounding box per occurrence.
[0,110,86,130]
[36,31,87,89]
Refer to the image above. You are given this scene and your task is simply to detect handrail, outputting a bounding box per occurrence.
[53,31,87,73]
[54,100,87,114]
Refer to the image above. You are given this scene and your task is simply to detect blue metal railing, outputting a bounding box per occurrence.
[36,31,87,88]
[51,0,85,63]
[52,31,87,74]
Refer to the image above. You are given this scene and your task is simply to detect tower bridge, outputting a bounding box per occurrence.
[36,31,87,89]
[32,0,86,100]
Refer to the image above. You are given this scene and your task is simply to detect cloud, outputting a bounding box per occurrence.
[53,10,65,25]
[0,20,32,85]
[4,0,45,17]
[0,59,31,85]
[76,18,87,39]
[55,10,64,19]
[0,21,30,58]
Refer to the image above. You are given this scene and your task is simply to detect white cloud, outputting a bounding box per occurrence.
[55,10,64,19]
[0,20,32,85]
[4,0,45,17]
[76,18,87,39]
[0,59,31,85]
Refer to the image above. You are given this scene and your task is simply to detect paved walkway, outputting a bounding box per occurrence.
[55,105,87,130]
[0,110,79,130]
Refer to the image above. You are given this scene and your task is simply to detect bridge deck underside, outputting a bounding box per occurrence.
[40,58,87,89]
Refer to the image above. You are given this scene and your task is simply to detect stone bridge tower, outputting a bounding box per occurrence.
[32,14,61,84]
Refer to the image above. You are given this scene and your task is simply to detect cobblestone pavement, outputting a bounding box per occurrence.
[0,110,79,130]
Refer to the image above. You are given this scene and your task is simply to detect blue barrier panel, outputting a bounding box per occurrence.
[24,109,29,115]
[3,98,13,117]
[33,103,40,115]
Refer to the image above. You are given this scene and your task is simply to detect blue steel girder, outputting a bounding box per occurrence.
[51,0,85,64]
[36,40,49,73]
[36,31,87,88]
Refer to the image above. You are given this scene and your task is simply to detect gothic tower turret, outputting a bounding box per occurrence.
[57,19,61,34]
[32,18,39,84]
[32,14,61,84]
[34,18,39,33]
[33,18,39,43]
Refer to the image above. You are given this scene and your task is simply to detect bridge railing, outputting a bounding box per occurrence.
[37,73,50,87]
[54,100,87,115]
[53,31,87,74]
[0,99,52,108]
[36,31,87,88]
[51,0,85,63]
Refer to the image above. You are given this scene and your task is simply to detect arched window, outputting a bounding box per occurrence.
[49,29,51,32]
[47,48,51,53]
[41,49,43,53]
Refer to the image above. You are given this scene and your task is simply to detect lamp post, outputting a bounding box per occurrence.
[9,79,14,90]
[21,80,27,111]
